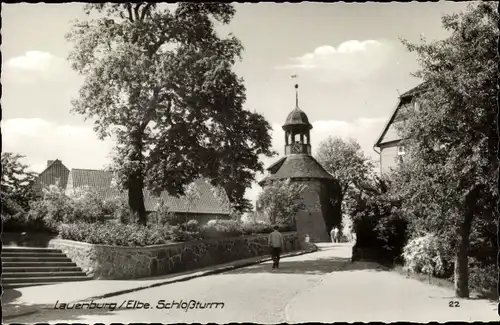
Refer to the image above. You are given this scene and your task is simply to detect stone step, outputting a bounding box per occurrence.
[2,246,91,290]
[2,261,78,268]
[2,275,93,285]
[2,271,88,278]
[2,252,67,258]
[2,256,72,263]
[3,266,82,273]
[2,247,62,253]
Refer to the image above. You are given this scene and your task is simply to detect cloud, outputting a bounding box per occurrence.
[276,40,395,83]
[244,117,386,206]
[6,51,56,72]
[2,118,115,173]
[3,51,72,83]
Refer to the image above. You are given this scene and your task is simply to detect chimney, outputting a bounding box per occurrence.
[47,160,55,167]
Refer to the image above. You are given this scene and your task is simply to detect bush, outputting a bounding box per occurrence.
[167,226,201,242]
[148,202,182,226]
[198,220,290,239]
[240,222,273,235]
[402,234,449,277]
[25,186,111,227]
[200,219,243,239]
[104,197,137,225]
[1,211,59,233]
[1,212,27,231]
[352,189,406,262]
[163,220,202,242]
[59,222,168,246]
[58,216,293,246]
[469,263,497,298]
[40,186,75,224]
[69,190,107,223]
[4,200,60,234]
[184,219,200,232]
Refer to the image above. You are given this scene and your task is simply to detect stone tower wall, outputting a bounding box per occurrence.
[293,179,331,243]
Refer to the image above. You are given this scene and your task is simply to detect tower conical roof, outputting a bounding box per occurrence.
[258,154,333,186]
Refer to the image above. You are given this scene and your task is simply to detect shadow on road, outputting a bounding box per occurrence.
[227,256,387,275]
[2,289,22,304]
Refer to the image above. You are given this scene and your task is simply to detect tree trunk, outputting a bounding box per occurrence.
[454,189,477,298]
[126,129,147,225]
[128,171,147,226]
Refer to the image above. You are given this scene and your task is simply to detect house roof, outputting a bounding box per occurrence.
[67,169,231,215]
[33,159,70,194]
[400,81,429,98]
[259,154,333,186]
[70,169,114,189]
[374,82,428,147]
[144,180,231,214]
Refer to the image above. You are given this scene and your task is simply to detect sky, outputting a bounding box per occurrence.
[2,2,473,206]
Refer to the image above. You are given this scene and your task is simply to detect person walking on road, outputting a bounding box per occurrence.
[268,225,285,269]
[331,226,340,243]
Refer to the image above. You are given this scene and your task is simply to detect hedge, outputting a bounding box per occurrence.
[58,220,295,246]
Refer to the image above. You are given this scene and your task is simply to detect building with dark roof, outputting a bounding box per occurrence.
[32,160,70,197]
[374,82,427,174]
[259,84,340,242]
[36,163,231,224]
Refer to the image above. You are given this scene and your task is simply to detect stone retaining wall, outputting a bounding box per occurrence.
[49,232,300,280]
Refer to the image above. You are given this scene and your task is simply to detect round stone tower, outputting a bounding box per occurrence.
[259,84,340,243]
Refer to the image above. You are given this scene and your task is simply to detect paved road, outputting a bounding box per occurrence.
[9,243,498,323]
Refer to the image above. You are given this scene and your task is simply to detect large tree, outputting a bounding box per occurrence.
[1,152,38,211]
[394,2,498,298]
[315,136,375,222]
[67,3,274,224]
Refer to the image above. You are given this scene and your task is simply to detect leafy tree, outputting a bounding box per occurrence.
[28,185,74,227]
[256,179,306,226]
[1,152,38,211]
[395,2,498,298]
[66,186,107,223]
[350,176,406,262]
[220,179,254,213]
[315,137,375,221]
[67,3,274,225]
[183,182,201,223]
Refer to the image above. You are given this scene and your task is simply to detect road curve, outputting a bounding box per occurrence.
[9,243,498,323]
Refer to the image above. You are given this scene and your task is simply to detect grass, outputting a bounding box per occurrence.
[391,264,498,302]
[392,265,455,290]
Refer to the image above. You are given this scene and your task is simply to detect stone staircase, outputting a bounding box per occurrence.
[2,247,93,289]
